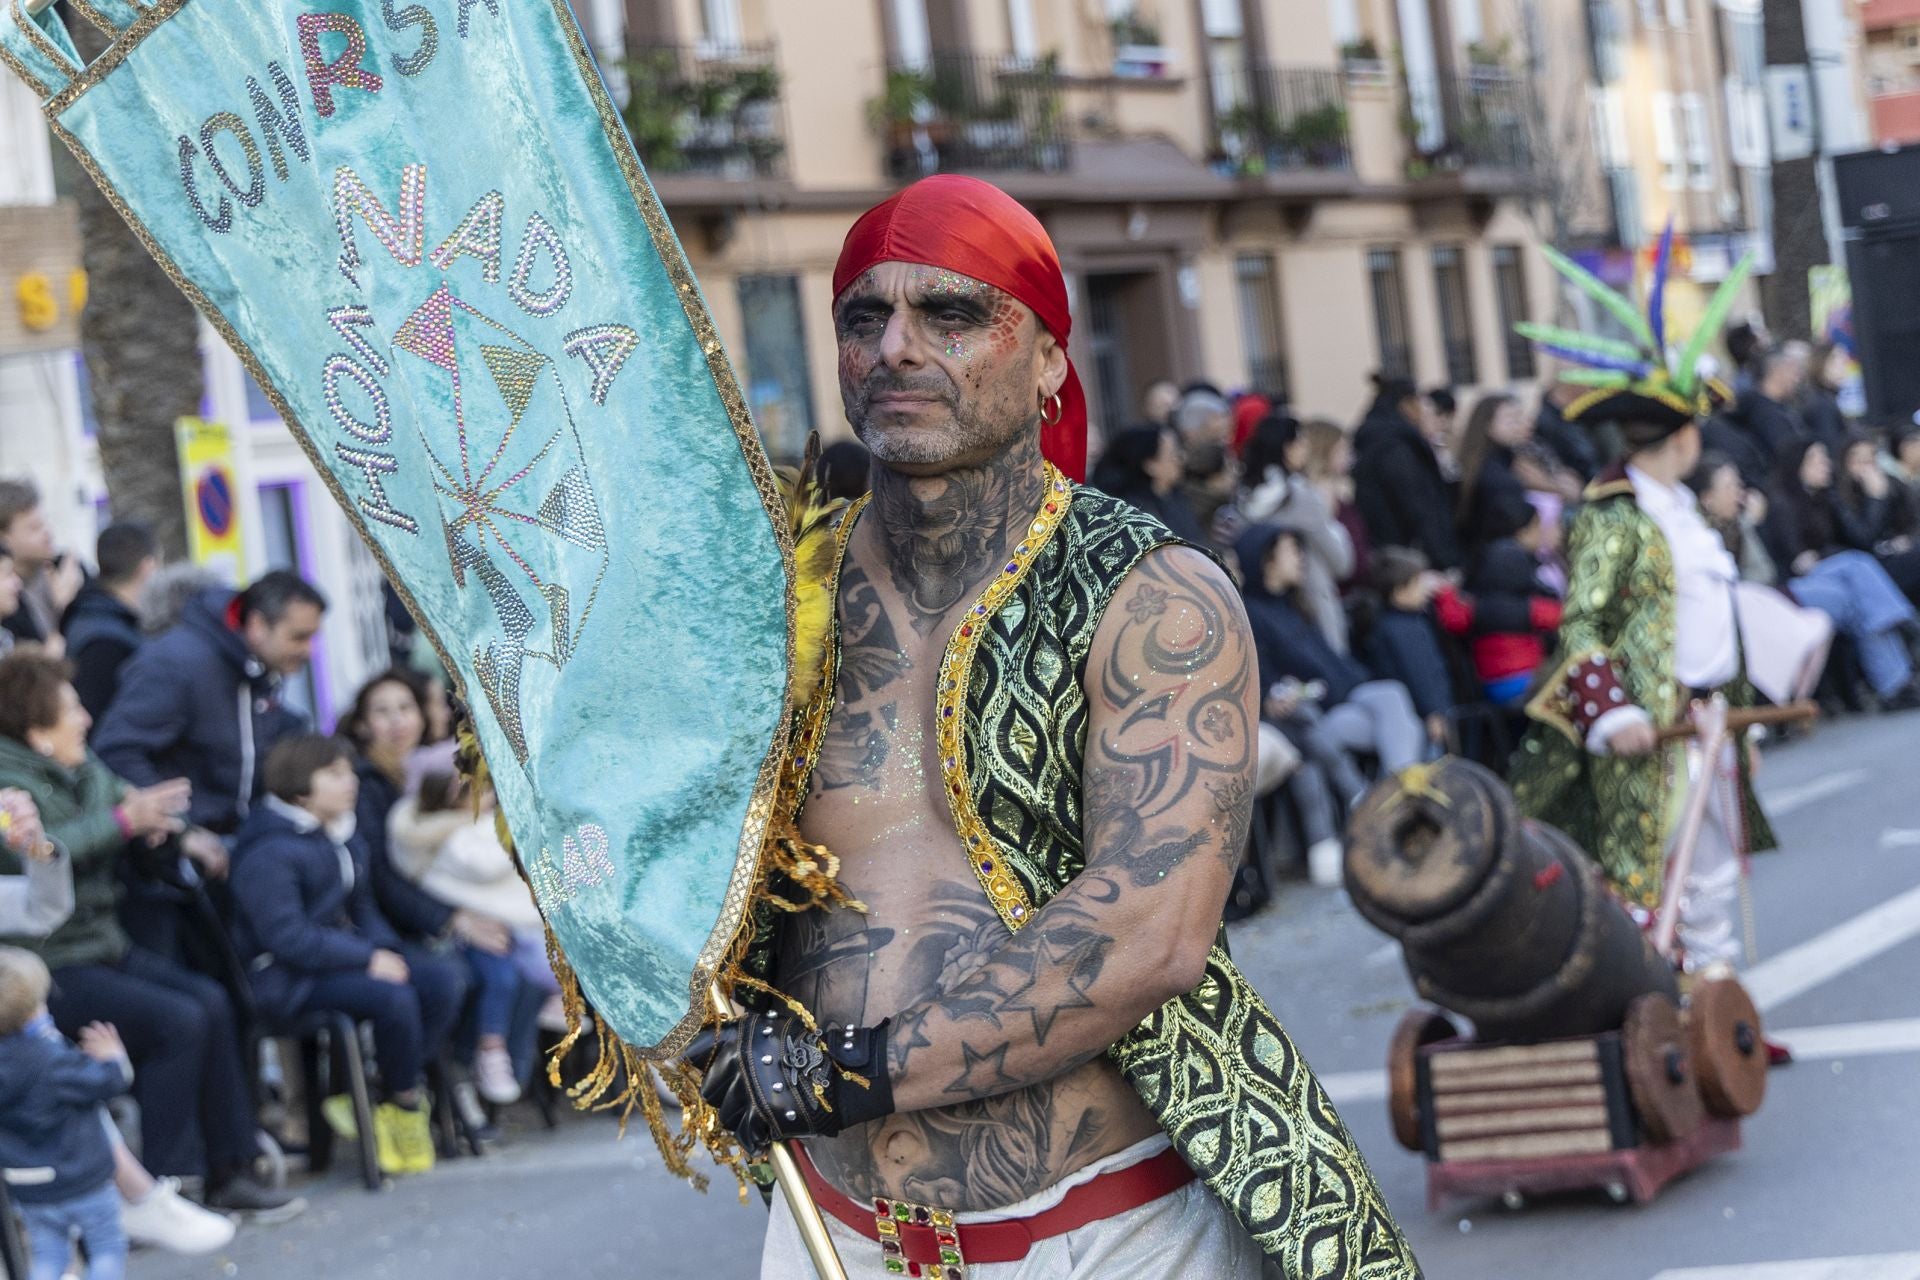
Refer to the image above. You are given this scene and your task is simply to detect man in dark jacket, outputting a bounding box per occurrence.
[64,522,159,727]
[1727,348,1811,472]
[93,570,323,838]
[1534,382,1600,481]
[1351,375,1462,570]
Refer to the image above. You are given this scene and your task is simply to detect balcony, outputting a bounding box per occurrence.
[1207,66,1352,179]
[1404,71,1532,177]
[874,54,1071,183]
[616,43,786,183]
[1861,0,1920,31]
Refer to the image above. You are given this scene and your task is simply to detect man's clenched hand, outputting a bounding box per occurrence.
[685,1011,894,1156]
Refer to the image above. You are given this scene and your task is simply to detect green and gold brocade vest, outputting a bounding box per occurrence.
[755,468,1421,1279]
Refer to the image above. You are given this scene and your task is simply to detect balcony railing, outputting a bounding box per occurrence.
[876,54,1071,182]
[1208,66,1352,177]
[1405,71,1532,175]
[617,43,786,180]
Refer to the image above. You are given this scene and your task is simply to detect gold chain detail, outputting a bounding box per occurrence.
[936,466,1073,932]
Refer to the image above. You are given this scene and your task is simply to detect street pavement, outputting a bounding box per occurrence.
[136,710,1920,1280]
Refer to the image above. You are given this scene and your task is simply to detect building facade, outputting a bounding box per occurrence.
[613,0,1559,459]
[1864,0,1920,144]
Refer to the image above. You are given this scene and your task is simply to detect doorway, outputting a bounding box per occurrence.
[1084,269,1177,436]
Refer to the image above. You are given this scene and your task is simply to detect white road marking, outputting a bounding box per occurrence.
[1761,769,1868,817]
[1743,881,1920,1012]
[1318,1015,1920,1107]
[1882,829,1920,849]
[1648,1253,1920,1279]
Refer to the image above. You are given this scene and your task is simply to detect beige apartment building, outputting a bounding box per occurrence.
[603,0,1560,461]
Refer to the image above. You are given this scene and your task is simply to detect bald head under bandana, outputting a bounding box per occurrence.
[833,176,1088,482]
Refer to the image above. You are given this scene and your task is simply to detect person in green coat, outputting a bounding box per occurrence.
[0,652,295,1211]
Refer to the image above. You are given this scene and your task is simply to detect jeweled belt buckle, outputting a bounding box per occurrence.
[872,1195,965,1278]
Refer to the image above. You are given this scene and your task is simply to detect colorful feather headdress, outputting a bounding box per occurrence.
[1518,224,1755,431]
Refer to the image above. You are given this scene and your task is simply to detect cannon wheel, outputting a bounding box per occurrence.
[1387,1005,1460,1151]
[1623,993,1705,1144]
[1687,973,1767,1118]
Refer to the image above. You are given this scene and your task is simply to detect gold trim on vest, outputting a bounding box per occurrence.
[935,465,1073,932]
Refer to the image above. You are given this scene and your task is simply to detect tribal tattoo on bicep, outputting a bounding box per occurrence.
[1088,549,1258,881]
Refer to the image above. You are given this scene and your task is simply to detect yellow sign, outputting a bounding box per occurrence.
[174,417,246,584]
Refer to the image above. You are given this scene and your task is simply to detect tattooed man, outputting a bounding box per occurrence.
[691,177,1419,1280]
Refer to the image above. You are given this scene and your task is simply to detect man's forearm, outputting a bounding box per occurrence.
[881,871,1189,1114]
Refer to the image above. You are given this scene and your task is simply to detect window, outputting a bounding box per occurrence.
[736,275,816,465]
[1329,0,1361,47]
[1664,0,1687,29]
[1586,0,1622,83]
[1609,165,1645,249]
[889,0,932,68]
[1234,253,1290,401]
[1492,245,1536,379]
[1652,91,1682,189]
[1452,0,1483,47]
[1681,93,1713,188]
[1006,0,1038,60]
[1431,245,1478,386]
[1366,248,1413,380]
[700,0,743,47]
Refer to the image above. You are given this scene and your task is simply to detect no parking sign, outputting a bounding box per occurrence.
[174,417,247,584]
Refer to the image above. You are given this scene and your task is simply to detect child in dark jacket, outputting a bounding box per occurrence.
[1449,494,1563,705]
[1361,547,1457,748]
[230,736,465,1178]
[0,946,132,1280]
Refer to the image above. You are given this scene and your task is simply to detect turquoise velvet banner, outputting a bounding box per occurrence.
[0,0,793,1054]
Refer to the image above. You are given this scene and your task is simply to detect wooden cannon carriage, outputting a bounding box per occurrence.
[1345,757,1768,1210]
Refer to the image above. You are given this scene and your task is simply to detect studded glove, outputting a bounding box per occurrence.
[685,1012,894,1155]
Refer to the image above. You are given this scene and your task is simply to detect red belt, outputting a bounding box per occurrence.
[790,1141,1195,1275]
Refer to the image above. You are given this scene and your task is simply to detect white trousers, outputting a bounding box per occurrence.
[1672,739,1744,971]
[761,1135,1271,1279]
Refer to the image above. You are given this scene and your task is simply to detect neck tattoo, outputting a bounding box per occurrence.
[868,431,1047,635]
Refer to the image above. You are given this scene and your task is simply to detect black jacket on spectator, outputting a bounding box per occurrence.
[1761,465,1845,573]
[1466,538,1554,634]
[352,757,454,941]
[0,1025,127,1204]
[1352,400,1461,570]
[1700,415,1774,491]
[230,801,400,1020]
[1800,388,1849,456]
[92,590,307,834]
[1729,390,1810,471]
[1835,479,1919,553]
[1456,447,1532,557]
[62,583,143,727]
[1234,526,1368,705]
[1362,609,1453,719]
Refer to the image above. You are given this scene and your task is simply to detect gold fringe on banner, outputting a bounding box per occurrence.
[452,435,857,1195]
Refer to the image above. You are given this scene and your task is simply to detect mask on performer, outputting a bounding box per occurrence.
[832,175,1088,482]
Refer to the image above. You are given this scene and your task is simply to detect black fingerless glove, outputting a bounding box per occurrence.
[686,1012,894,1155]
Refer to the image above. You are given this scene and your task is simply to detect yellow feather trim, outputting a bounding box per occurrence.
[776,432,848,713]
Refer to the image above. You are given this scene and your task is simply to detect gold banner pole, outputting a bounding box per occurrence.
[708,983,848,1280]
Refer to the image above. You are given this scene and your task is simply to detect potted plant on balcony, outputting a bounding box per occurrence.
[1110,7,1172,78]
[620,47,693,174]
[1281,102,1350,168]
[1341,37,1388,86]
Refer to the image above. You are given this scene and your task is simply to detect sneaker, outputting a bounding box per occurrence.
[474,1045,521,1105]
[374,1102,435,1175]
[452,1079,501,1144]
[320,1093,359,1141]
[121,1177,237,1254]
[536,994,570,1034]
[1307,838,1345,889]
[205,1173,304,1219]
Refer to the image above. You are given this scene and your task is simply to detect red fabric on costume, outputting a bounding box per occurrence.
[1231,394,1271,457]
[833,175,1087,481]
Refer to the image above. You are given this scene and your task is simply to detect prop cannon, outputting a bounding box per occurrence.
[1345,753,1772,1210]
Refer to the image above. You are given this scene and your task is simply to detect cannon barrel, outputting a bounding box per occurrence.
[1344,757,1678,1043]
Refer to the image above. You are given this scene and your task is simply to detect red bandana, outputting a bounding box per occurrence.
[832,176,1088,482]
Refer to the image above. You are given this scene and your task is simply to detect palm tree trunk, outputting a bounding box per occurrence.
[66,17,199,561]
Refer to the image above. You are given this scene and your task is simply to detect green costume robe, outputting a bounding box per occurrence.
[1509,470,1774,908]
[746,469,1420,1279]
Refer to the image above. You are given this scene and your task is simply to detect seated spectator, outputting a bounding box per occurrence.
[63,523,159,727]
[1299,418,1371,593]
[1728,348,1811,474]
[0,653,291,1212]
[393,770,558,1107]
[1835,433,1920,604]
[1360,548,1455,747]
[1214,415,1353,648]
[1140,379,1180,428]
[1173,392,1240,534]
[1725,317,1770,395]
[1692,453,1918,709]
[1236,526,1428,782]
[230,736,465,1176]
[1088,424,1206,545]
[1891,422,1920,491]
[1451,495,1564,707]
[1801,343,1853,455]
[0,479,84,656]
[1420,388,1460,481]
[0,542,21,661]
[1533,380,1600,482]
[0,947,132,1280]
[1352,373,1461,571]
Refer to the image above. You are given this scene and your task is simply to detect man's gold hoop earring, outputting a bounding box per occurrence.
[1040,392,1064,426]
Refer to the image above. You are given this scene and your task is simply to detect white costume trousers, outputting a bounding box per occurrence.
[1672,738,1745,971]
